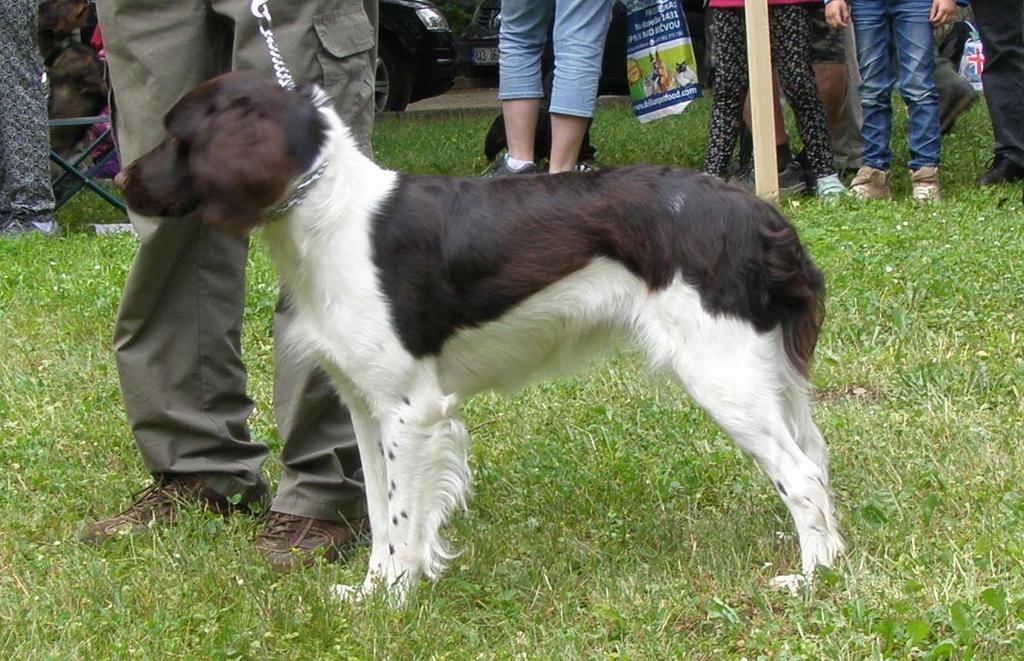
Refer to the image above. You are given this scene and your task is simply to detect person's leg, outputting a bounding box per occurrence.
[806,3,849,133]
[769,5,836,179]
[812,63,847,132]
[99,0,271,503]
[503,99,543,164]
[704,8,750,177]
[540,66,597,165]
[548,115,590,173]
[224,0,377,526]
[740,72,789,146]
[851,0,896,172]
[831,22,864,171]
[891,0,940,171]
[972,0,1024,172]
[498,0,550,164]
[0,1,56,234]
[548,0,614,172]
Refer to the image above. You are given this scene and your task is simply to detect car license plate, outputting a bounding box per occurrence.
[471,47,499,65]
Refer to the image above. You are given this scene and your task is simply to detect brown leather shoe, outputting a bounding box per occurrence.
[254,510,369,573]
[80,475,265,544]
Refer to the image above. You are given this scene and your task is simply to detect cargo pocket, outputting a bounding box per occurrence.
[313,2,375,146]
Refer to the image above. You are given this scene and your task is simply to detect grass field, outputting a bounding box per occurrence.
[2,98,1023,658]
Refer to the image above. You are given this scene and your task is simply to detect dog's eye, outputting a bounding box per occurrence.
[166,135,190,158]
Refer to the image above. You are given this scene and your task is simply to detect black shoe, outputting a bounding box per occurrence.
[734,160,808,197]
[778,160,809,196]
[793,150,817,192]
[977,156,1024,185]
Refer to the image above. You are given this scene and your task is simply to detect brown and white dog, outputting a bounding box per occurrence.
[116,72,844,604]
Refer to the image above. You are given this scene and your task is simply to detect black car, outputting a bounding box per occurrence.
[459,0,706,92]
[378,0,458,111]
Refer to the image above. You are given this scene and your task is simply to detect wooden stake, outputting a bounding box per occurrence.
[743,0,779,202]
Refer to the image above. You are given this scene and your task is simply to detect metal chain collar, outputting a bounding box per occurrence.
[266,161,329,218]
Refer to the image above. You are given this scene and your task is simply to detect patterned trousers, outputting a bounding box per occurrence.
[705,5,837,179]
[0,0,55,227]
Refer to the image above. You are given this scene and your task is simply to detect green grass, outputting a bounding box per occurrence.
[3,98,1023,658]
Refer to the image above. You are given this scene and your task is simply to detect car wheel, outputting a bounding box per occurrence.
[375,41,412,112]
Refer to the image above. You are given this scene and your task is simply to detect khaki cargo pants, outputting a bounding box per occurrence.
[97,0,377,522]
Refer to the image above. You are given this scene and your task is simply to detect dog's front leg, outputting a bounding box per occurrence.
[330,396,395,603]
[365,386,472,603]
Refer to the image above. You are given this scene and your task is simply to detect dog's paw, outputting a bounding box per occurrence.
[331,573,411,608]
[769,573,807,594]
[331,583,365,603]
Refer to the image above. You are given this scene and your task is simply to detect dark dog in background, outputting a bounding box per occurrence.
[38,0,108,159]
[37,0,89,58]
[483,103,599,168]
[483,110,552,163]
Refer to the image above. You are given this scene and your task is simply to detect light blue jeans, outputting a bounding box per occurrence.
[498,0,615,117]
[851,0,941,170]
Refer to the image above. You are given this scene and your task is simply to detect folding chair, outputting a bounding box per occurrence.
[49,115,126,213]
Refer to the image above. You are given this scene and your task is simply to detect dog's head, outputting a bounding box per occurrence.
[38,0,89,37]
[115,72,328,233]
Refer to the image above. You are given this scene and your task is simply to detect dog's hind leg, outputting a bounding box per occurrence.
[639,299,843,581]
[783,380,830,484]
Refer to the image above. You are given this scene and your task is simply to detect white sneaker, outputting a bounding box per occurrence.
[815,174,847,200]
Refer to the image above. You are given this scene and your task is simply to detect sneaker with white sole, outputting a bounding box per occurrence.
[482,153,538,177]
[850,166,891,200]
[815,174,847,200]
[911,166,941,202]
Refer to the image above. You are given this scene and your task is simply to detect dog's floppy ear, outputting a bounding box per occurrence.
[187,101,298,233]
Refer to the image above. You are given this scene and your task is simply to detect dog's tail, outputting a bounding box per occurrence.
[760,220,825,378]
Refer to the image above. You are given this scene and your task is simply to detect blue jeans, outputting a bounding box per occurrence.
[498,0,615,117]
[851,0,941,170]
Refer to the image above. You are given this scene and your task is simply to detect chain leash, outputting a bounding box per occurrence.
[250,0,296,90]
[249,0,331,219]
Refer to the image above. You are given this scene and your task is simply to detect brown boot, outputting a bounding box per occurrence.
[254,510,369,573]
[911,166,941,202]
[850,166,891,200]
[80,475,265,544]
